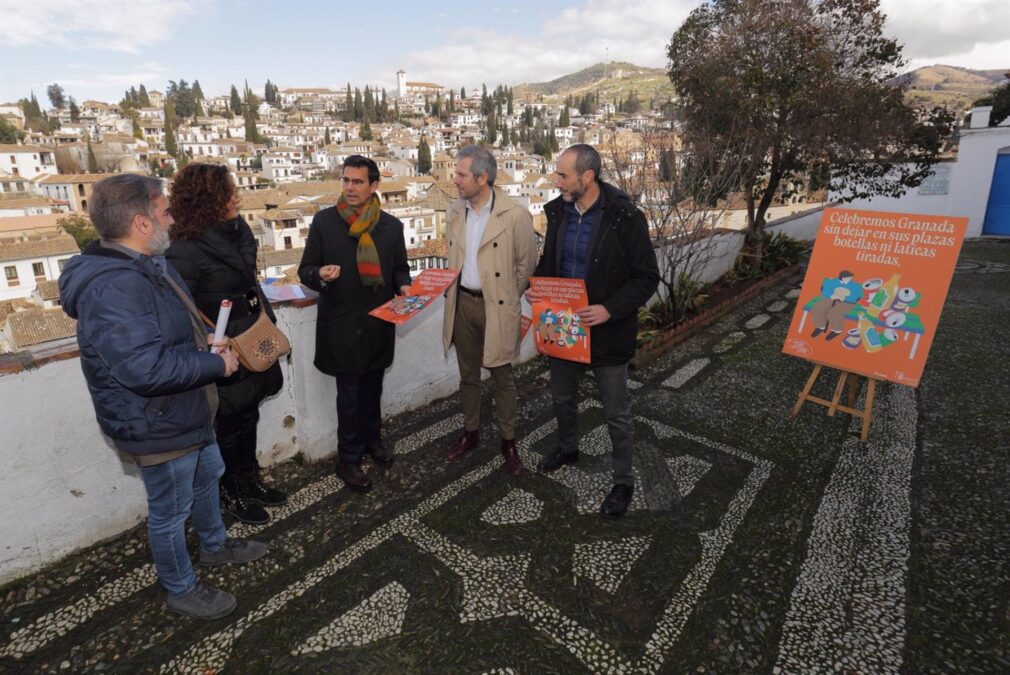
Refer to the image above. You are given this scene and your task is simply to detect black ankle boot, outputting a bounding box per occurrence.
[220,476,269,525]
[243,469,287,507]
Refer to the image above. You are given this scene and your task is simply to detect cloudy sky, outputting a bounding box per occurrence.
[0,0,1006,104]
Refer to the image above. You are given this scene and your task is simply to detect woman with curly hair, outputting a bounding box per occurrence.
[166,163,287,524]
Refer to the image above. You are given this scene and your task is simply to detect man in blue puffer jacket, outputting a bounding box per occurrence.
[60,174,267,620]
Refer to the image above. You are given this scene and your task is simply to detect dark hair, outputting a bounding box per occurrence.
[343,155,380,184]
[455,145,497,185]
[565,143,602,182]
[88,174,163,241]
[839,270,855,279]
[168,163,234,240]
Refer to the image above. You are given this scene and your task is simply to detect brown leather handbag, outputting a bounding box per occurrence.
[228,304,291,372]
[200,287,290,372]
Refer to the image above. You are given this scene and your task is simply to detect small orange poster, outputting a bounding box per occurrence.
[782,208,967,387]
[369,268,459,325]
[529,277,590,364]
[520,314,532,340]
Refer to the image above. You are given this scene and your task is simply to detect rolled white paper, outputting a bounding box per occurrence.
[211,299,232,353]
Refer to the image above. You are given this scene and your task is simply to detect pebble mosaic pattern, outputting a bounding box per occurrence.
[293,582,409,654]
[7,247,1002,672]
[579,424,614,456]
[665,455,712,497]
[713,332,747,354]
[954,259,1010,273]
[662,358,710,389]
[776,385,916,673]
[161,402,769,674]
[480,489,544,525]
[766,300,789,313]
[0,414,466,661]
[572,536,653,594]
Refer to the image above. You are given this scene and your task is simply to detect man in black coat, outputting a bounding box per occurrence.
[299,156,411,492]
[525,144,660,518]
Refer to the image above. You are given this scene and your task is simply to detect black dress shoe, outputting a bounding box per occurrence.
[366,442,394,466]
[810,327,824,338]
[600,484,634,518]
[335,461,372,493]
[537,448,579,473]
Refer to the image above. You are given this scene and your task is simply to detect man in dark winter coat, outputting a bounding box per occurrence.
[525,144,660,518]
[298,156,411,493]
[59,174,267,620]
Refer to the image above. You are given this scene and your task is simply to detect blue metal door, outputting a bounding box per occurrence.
[982,154,1010,235]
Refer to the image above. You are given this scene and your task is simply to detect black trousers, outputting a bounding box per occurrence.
[215,407,260,479]
[336,369,385,464]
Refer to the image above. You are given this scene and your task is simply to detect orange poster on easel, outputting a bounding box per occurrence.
[529,277,590,363]
[782,208,967,387]
[369,268,459,325]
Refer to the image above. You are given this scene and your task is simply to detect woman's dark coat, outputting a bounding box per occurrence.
[166,217,283,416]
[298,207,411,376]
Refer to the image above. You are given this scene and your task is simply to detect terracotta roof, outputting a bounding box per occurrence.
[377,181,408,194]
[407,237,447,259]
[257,248,304,268]
[260,208,302,222]
[0,235,79,262]
[34,278,60,300]
[5,307,77,348]
[36,173,108,184]
[0,197,53,209]
[0,214,64,234]
[0,144,50,153]
[0,300,14,324]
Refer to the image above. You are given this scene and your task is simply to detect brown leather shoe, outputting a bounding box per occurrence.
[335,461,372,493]
[501,439,523,476]
[447,430,480,461]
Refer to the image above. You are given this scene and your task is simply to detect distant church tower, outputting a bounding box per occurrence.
[396,69,407,99]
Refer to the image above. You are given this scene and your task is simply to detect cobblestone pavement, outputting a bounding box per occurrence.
[2,240,1008,673]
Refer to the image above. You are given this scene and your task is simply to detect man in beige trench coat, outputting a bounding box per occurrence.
[442,145,538,475]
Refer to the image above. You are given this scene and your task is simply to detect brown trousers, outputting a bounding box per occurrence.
[453,291,517,440]
[811,298,854,334]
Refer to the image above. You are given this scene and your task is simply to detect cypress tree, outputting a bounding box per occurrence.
[230,85,242,114]
[139,84,151,107]
[324,126,331,145]
[485,106,497,145]
[164,102,177,158]
[86,137,98,173]
[417,136,432,175]
[344,84,353,122]
[193,80,204,100]
[360,115,373,141]
[559,105,570,127]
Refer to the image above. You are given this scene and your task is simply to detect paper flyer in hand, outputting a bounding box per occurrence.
[369,268,460,325]
[529,277,590,364]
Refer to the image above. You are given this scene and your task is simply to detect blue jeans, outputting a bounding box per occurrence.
[138,441,228,597]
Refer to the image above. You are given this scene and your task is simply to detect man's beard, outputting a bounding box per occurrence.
[149,225,171,255]
[562,180,586,203]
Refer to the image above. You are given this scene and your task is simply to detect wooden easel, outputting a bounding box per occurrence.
[791,362,879,442]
